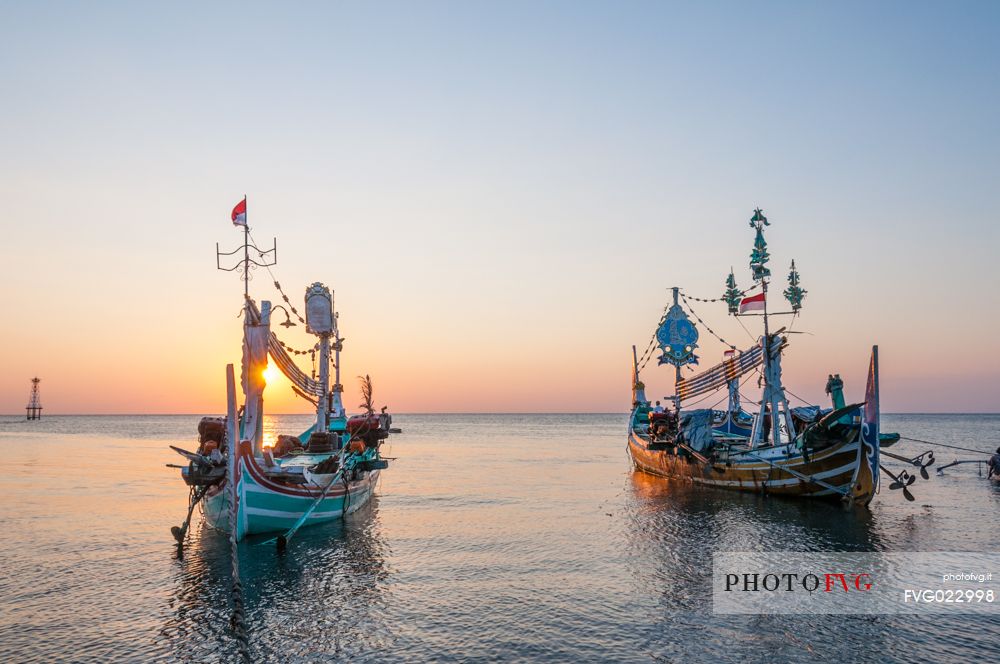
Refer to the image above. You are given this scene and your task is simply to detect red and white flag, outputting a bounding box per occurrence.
[738,291,765,314]
[231,197,247,226]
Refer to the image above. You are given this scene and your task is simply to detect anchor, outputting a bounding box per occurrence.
[881,449,935,480]
[879,464,916,502]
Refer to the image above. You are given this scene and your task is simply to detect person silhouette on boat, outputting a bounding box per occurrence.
[759,403,774,446]
[648,402,678,440]
[989,447,1000,479]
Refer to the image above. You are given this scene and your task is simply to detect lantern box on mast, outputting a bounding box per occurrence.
[305,283,334,336]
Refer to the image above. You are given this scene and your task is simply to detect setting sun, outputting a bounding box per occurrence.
[262,360,280,385]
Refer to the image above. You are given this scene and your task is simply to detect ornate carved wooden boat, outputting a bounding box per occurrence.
[626,208,887,507]
[628,347,881,505]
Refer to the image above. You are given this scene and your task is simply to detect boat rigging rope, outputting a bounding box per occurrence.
[734,314,759,343]
[681,371,757,409]
[680,385,730,409]
[782,386,817,408]
[637,283,763,373]
[678,294,737,350]
[636,336,658,373]
[636,305,667,373]
[247,229,333,372]
[738,369,764,405]
[248,230,308,325]
[898,436,991,456]
[679,284,757,304]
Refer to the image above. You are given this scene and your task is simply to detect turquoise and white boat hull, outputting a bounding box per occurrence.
[203,441,380,539]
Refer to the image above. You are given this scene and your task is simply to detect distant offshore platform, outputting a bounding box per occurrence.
[26,377,42,420]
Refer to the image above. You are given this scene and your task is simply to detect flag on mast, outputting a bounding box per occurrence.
[231,197,247,226]
[738,291,765,314]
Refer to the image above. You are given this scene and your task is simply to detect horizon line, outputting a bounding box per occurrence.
[2,411,999,417]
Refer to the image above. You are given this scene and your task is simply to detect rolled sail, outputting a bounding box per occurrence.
[267,332,325,398]
[676,344,764,402]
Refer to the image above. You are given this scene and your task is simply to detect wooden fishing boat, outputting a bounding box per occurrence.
[626,208,905,507]
[170,202,397,548]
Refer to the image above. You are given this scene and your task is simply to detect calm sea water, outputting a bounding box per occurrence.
[0,414,997,663]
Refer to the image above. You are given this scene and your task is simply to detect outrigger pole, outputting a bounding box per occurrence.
[937,459,988,475]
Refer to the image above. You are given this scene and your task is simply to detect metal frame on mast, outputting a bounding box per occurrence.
[215,197,278,442]
[216,197,277,300]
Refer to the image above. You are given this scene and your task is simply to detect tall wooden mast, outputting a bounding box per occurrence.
[745,208,797,448]
[305,283,335,432]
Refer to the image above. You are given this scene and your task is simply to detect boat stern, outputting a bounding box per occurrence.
[849,346,880,506]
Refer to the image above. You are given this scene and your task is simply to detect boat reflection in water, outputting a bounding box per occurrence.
[163,498,392,662]
[626,468,884,554]
[622,470,897,661]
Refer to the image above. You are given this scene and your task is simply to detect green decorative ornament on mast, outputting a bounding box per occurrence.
[749,207,771,281]
[723,269,741,315]
[784,259,806,312]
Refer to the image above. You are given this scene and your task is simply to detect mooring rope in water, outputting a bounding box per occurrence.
[898,436,991,456]
[222,363,251,662]
[227,473,251,662]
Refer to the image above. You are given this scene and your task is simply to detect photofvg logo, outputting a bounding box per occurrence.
[724,571,873,593]
[712,552,1000,615]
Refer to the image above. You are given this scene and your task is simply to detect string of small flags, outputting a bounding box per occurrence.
[270,278,319,355]
[272,280,307,325]
[276,339,319,356]
[680,285,756,304]
[679,293,738,351]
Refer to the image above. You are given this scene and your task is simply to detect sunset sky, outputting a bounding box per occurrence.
[1,2,997,414]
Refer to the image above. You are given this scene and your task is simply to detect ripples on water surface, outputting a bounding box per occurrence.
[0,414,997,662]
